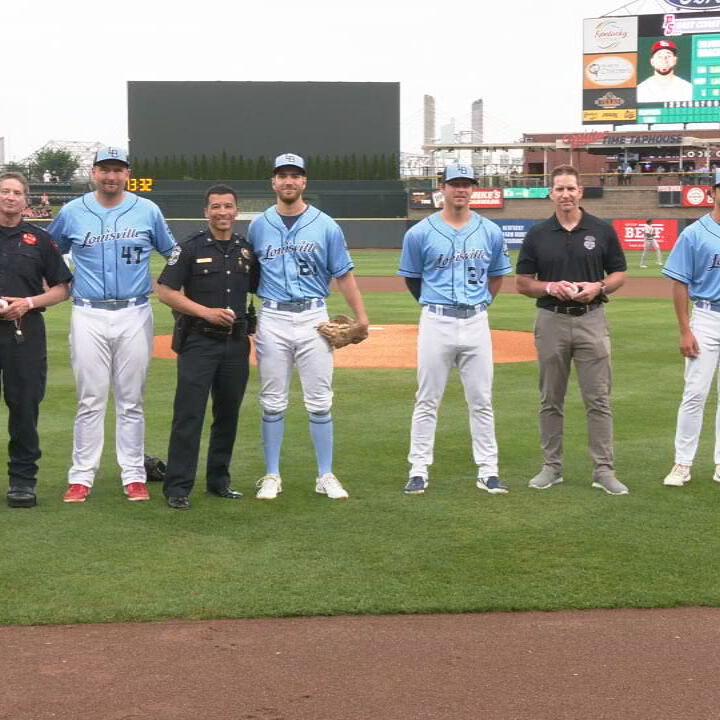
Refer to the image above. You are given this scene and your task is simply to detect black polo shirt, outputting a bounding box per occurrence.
[0,221,72,301]
[157,230,258,316]
[516,209,627,310]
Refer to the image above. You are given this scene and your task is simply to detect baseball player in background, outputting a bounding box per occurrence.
[661,170,720,487]
[49,147,176,503]
[640,219,663,268]
[249,153,368,501]
[398,164,512,496]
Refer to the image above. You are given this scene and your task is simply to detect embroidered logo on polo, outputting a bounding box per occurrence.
[584,236,596,250]
[167,246,182,265]
[22,233,38,246]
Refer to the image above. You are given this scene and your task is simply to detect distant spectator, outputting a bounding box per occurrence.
[42,170,51,183]
[624,163,634,186]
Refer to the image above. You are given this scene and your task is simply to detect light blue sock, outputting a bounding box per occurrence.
[309,412,333,476]
[262,413,285,476]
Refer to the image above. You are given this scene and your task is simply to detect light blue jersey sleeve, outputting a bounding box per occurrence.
[663,215,720,300]
[663,228,695,285]
[149,204,177,256]
[48,211,71,253]
[398,223,424,278]
[327,221,353,278]
[486,220,513,277]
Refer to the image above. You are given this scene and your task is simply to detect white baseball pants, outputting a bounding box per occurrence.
[255,305,334,415]
[408,306,499,479]
[674,306,720,465]
[68,303,154,487]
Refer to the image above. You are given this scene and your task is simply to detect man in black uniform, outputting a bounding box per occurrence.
[156,184,258,509]
[516,165,629,495]
[0,172,72,507]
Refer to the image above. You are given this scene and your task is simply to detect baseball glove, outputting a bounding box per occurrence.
[144,454,167,482]
[317,314,368,349]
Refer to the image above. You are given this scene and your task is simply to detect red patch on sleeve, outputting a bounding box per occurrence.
[22,233,38,246]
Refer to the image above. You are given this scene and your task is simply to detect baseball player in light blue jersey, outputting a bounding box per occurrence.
[399,164,512,495]
[662,170,720,487]
[249,153,368,501]
[49,147,176,503]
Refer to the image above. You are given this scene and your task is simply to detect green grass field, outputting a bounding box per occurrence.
[1,288,719,627]
[348,249,668,278]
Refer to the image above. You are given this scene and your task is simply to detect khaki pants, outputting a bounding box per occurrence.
[534,307,615,478]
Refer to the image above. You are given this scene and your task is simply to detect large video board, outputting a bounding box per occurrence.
[128,82,400,162]
[583,11,720,125]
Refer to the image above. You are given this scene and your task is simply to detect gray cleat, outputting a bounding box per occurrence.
[528,466,564,490]
[591,475,629,496]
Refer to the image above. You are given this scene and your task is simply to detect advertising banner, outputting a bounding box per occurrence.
[503,187,549,199]
[681,185,714,207]
[494,220,537,249]
[469,189,504,209]
[612,219,680,250]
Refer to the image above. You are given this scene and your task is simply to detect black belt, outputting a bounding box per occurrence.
[187,317,248,340]
[543,303,602,316]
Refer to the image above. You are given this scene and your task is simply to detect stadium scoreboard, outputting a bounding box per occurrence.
[583,10,720,125]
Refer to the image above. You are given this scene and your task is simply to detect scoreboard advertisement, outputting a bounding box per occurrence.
[583,9,720,125]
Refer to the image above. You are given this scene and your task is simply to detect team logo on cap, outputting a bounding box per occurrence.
[584,236,596,250]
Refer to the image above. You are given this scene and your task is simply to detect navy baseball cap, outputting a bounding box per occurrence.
[273,153,305,174]
[94,147,130,166]
[443,164,478,184]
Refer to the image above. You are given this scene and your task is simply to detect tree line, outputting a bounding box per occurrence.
[132,152,399,181]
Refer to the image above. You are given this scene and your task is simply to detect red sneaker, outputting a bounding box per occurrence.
[63,484,91,503]
[125,482,150,502]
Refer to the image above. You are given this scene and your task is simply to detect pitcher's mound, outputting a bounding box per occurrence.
[153,326,536,369]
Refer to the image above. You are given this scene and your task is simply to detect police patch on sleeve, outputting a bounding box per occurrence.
[167,245,182,265]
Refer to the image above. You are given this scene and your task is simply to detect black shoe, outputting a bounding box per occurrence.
[7,487,37,508]
[167,495,190,510]
[207,486,243,499]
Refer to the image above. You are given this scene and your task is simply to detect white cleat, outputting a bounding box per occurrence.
[315,473,349,500]
[255,474,282,500]
[663,464,691,487]
[714,466,720,484]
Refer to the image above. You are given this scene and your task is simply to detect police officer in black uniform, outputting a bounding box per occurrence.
[0,172,72,507]
[156,184,258,509]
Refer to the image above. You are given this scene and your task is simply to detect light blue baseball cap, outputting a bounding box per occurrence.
[94,146,130,166]
[273,153,305,174]
[443,164,477,184]
[714,169,720,187]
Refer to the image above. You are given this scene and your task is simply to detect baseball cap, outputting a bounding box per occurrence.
[442,164,478,184]
[273,153,305,174]
[93,146,130,166]
[714,169,720,187]
[650,40,678,56]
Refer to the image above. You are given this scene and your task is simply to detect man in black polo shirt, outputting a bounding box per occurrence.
[0,172,72,507]
[516,165,629,495]
[156,184,258,509]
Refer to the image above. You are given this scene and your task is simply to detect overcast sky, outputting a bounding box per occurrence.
[0,0,691,161]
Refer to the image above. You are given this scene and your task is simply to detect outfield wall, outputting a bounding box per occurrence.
[167,219,411,249]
